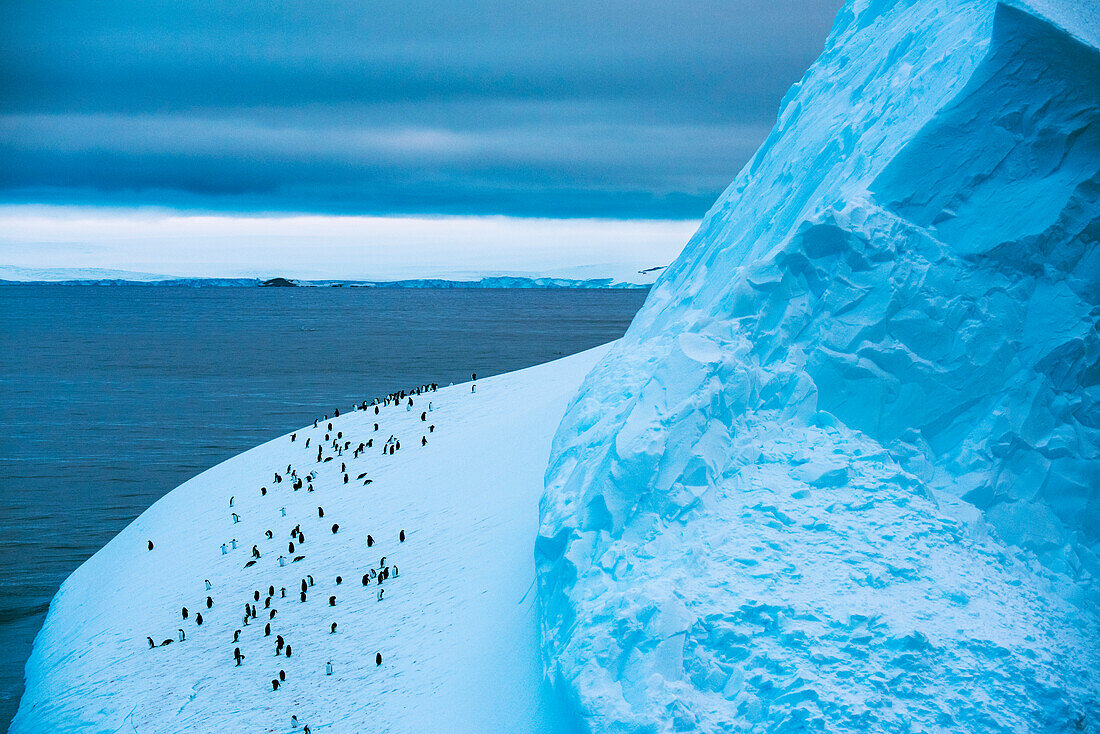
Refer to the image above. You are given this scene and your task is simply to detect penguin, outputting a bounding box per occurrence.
[254,590,260,602]
[330,622,338,633]
[266,530,273,539]
[270,609,277,619]
[335,575,342,585]
[421,411,426,421]
[231,538,237,549]
[378,589,385,601]
[279,669,286,681]
[178,628,185,642]
[182,607,188,619]
[229,496,235,507]
[291,433,296,442]
[280,587,287,598]
[196,613,203,625]
[285,645,292,657]
[331,523,339,534]
[263,596,269,610]
[362,573,369,586]
[422,436,427,446]
[394,565,399,577]
[293,555,305,563]
[147,636,155,649]
[300,592,307,603]
[221,543,228,555]
[205,579,212,590]
[400,530,406,542]
[233,629,240,643]
[252,545,260,559]
[367,535,374,548]
[430,425,434,433]
[269,585,275,596]
[325,661,334,675]
[279,556,286,567]
[232,513,240,523]
[206,596,213,608]
[307,575,314,586]
[261,487,267,496]
[147,540,154,551]
[305,438,310,448]
[271,679,280,691]
[289,542,295,553]
[380,557,387,568]
[160,639,173,646]
[329,595,336,606]
[265,623,271,637]
[343,474,348,484]
[376,652,382,666]
[318,507,324,518]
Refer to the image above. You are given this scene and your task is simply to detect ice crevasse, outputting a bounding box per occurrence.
[535,0,1099,731]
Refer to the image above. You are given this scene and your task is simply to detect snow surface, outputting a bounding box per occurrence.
[11,346,607,733]
[536,0,1099,730]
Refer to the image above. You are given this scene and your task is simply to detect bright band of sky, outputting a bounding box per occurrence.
[0,206,699,281]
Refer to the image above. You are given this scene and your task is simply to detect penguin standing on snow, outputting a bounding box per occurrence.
[147,540,154,550]
[147,637,155,649]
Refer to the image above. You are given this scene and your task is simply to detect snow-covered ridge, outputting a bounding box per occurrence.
[12,346,608,733]
[536,0,1099,730]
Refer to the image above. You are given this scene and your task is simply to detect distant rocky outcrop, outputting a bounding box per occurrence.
[259,278,297,287]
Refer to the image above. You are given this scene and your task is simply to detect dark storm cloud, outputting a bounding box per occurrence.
[0,0,840,218]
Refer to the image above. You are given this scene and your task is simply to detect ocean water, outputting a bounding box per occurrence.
[0,284,647,730]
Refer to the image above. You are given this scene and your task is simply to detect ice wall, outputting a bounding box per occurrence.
[536,0,1099,730]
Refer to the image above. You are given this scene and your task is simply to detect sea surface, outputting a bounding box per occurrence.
[0,284,648,730]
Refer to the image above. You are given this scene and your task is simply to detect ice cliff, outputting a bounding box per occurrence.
[535,0,1099,731]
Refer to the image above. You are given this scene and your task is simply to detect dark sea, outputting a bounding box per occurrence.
[0,284,647,730]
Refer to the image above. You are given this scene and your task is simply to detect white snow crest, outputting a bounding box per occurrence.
[536,0,1100,730]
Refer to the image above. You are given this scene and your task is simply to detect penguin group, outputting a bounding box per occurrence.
[139,376,462,729]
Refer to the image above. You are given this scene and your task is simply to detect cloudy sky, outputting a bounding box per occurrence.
[0,0,840,278]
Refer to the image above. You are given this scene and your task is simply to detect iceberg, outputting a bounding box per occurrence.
[11,348,607,733]
[535,0,1099,731]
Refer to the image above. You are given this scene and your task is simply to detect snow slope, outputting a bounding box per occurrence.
[536,0,1099,731]
[11,346,608,733]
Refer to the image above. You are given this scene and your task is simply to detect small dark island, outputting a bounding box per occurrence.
[259,278,297,287]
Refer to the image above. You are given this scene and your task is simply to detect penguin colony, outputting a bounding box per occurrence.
[141,377,463,731]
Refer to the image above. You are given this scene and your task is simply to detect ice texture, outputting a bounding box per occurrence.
[535,0,1100,731]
